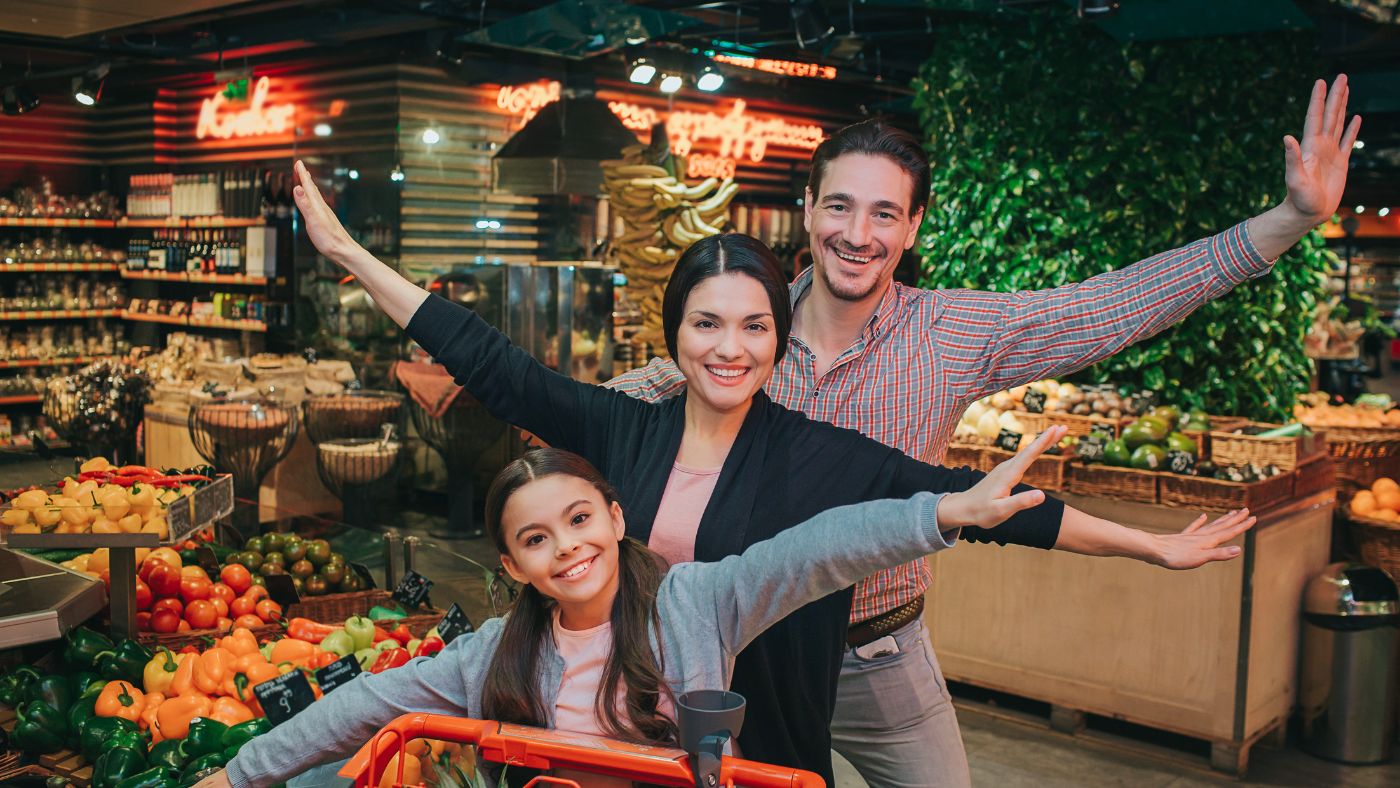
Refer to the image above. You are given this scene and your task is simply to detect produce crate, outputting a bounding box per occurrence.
[944,443,989,472]
[1324,431,1400,495]
[1292,452,1337,500]
[982,448,1073,491]
[1342,511,1400,585]
[1067,464,1160,504]
[1178,416,1249,460]
[138,621,281,651]
[1209,423,1323,472]
[287,590,445,639]
[1019,411,1121,439]
[1159,470,1295,513]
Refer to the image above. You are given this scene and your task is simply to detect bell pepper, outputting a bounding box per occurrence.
[193,648,236,695]
[148,738,188,773]
[372,627,392,644]
[352,648,378,670]
[369,648,411,674]
[168,652,197,696]
[318,630,355,658]
[93,745,148,788]
[65,626,115,671]
[12,700,68,754]
[374,639,401,653]
[0,666,38,706]
[285,618,337,644]
[113,766,176,788]
[414,636,444,658]
[80,715,144,762]
[208,696,254,727]
[387,624,413,647]
[96,640,154,685]
[269,638,317,667]
[219,628,260,658]
[344,616,376,651]
[71,670,104,695]
[140,692,165,734]
[96,681,146,723]
[25,674,75,714]
[367,605,406,621]
[68,689,98,746]
[179,753,227,785]
[220,717,272,752]
[155,694,212,740]
[181,717,230,758]
[143,649,183,695]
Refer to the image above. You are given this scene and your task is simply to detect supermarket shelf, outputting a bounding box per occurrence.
[118,217,266,229]
[123,310,267,332]
[122,311,187,327]
[0,263,120,273]
[121,269,268,285]
[0,309,123,320]
[0,395,42,405]
[0,356,115,369]
[0,217,117,228]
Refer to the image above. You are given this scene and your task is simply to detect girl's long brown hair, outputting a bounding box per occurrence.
[480,448,678,744]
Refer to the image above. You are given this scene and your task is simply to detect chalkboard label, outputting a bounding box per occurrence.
[1136,390,1160,410]
[264,574,301,607]
[195,547,221,575]
[393,570,434,609]
[253,669,317,726]
[1167,450,1196,475]
[1079,435,1107,463]
[349,562,377,590]
[437,603,474,645]
[995,429,1023,454]
[1090,421,1116,439]
[314,655,362,694]
[1023,389,1047,414]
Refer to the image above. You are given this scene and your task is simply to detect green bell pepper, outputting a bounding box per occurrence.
[95,640,154,685]
[81,716,142,763]
[180,717,229,759]
[344,615,375,651]
[179,753,227,785]
[220,717,271,752]
[367,605,406,621]
[46,776,72,788]
[64,626,115,671]
[93,746,148,788]
[70,670,104,695]
[12,701,67,755]
[148,739,188,773]
[114,766,177,788]
[318,629,355,658]
[26,674,75,715]
[67,692,98,747]
[0,665,42,706]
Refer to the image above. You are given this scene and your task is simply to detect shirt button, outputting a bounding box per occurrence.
[813,391,820,398]
[809,353,815,361]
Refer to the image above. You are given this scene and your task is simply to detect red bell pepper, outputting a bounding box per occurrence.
[369,648,411,674]
[285,618,337,644]
[388,624,413,647]
[372,627,391,643]
[414,637,444,658]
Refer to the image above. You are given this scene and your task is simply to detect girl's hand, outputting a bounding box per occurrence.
[937,426,1067,529]
[1152,509,1256,569]
[292,160,359,264]
[192,769,232,788]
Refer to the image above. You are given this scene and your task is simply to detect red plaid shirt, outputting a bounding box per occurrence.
[607,221,1272,622]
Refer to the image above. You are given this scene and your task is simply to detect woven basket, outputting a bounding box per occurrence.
[138,622,281,651]
[983,448,1073,491]
[1344,512,1400,584]
[1292,453,1338,500]
[1210,423,1323,472]
[1325,434,1400,495]
[287,590,445,638]
[1316,425,1400,443]
[1159,471,1294,513]
[1020,411,1121,439]
[1067,464,1160,504]
[944,443,988,472]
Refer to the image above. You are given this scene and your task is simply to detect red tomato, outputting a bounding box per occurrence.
[134,578,152,611]
[136,611,152,631]
[234,614,264,630]
[216,616,234,633]
[209,582,236,606]
[150,609,181,633]
[220,565,253,596]
[180,565,209,581]
[211,598,229,618]
[152,597,183,618]
[255,599,283,624]
[244,585,270,603]
[185,599,218,629]
[179,576,212,604]
[177,619,191,632]
[230,595,257,618]
[147,561,182,598]
[137,558,161,584]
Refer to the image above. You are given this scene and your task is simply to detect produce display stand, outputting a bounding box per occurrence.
[0,474,234,640]
[925,488,1334,777]
[0,550,104,649]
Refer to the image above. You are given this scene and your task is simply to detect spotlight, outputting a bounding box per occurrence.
[790,0,834,49]
[695,65,724,93]
[628,57,657,85]
[348,169,360,180]
[1077,0,1121,16]
[421,128,440,145]
[1356,206,1366,214]
[313,123,332,137]
[658,73,683,94]
[72,63,108,106]
[2,85,40,116]
[1354,140,1365,150]
[390,165,405,182]
[1380,207,1391,218]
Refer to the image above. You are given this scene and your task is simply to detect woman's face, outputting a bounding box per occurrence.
[498,474,625,619]
[675,272,778,415]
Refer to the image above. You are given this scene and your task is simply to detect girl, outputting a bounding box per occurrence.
[287,160,1254,781]
[211,443,1255,787]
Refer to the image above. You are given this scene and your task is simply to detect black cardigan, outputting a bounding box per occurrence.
[408,294,1064,782]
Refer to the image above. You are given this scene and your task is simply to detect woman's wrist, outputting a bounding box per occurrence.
[936,492,970,530]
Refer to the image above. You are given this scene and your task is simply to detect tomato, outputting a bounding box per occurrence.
[152,597,183,617]
[216,616,234,633]
[230,595,257,618]
[147,561,182,598]
[244,585,270,603]
[151,609,181,633]
[179,576,212,604]
[177,619,191,632]
[255,599,283,624]
[180,565,209,581]
[136,611,152,631]
[145,547,183,571]
[212,598,229,618]
[234,614,264,630]
[134,578,152,611]
[185,599,218,629]
[209,582,237,606]
[220,564,253,595]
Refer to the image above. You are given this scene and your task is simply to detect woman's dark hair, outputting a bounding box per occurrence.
[481,448,678,745]
[662,233,792,363]
[808,119,930,219]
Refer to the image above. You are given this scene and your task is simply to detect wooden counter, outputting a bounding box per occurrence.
[925,491,1334,775]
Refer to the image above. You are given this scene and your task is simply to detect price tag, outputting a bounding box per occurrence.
[195,546,221,575]
[1167,450,1197,475]
[263,573,301,607]
[314,655,362,694]
[1137,390,1160,410]
[1090,421,1116,439]
[349,562,377,590]
[437,603,474,645]
[393,570,434,609]
[995,429,1023,453]
[1022,388,1047,414]
[253,669,317,727]
[1079,435,1107,463]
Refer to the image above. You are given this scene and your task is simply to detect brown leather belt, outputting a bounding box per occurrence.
[846,596,924,648]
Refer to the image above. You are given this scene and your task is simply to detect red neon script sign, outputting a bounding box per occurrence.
[196,76,296,140]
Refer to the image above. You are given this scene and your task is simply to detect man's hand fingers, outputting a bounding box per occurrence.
[1341,115,1362,155]
[1302,79,1325,140]
[1323,74,1347,140]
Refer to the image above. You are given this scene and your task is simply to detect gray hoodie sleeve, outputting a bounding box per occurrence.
[672,492,955,656]
[225,619,502,788]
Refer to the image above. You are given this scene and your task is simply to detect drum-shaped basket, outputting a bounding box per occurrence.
[304,390,405,443]
[316,438,406,490]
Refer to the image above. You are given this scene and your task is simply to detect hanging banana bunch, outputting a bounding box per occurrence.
[602,135,738,355]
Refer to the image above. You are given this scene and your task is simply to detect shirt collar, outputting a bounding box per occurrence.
[790,266,905,346]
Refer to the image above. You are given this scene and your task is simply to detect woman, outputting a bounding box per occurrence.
[288,160,1251,781]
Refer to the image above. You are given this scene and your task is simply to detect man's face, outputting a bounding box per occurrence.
[804,153,924,303]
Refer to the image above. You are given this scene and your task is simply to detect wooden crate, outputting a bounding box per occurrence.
[1067,464,1160,504]
[943,443,989,472]
[1019,411,1122,439]
[1291,452,1337,501]
[0,705,92,786]
[1210,422,1323,472]
[1159,471,1295,513]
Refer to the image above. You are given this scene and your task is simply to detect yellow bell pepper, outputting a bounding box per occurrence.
[143,648,184,695]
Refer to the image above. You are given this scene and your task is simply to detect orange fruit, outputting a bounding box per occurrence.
[1376,488,1400,512]
[1372,477,1399,496]
[1352,490,1378,515]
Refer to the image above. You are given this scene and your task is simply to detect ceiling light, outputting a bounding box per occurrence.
[1354,140,1365,150]
[313,123,332,137]
[390,165,405,182]
[1078,0,1122,16]
[2,84,39,116]
[628,57,657,85]
[421,128,441,145]
[1380,207,1391,218]
[72,63,108,106]
[348,169,360,180]
[696,65,724,92]
[659,74,683,94]
[1355,206,1366,214]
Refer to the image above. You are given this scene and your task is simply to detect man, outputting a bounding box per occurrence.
[608,77,1358,786]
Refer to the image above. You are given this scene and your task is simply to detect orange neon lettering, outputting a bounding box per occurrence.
[196,77,296,140]
[497,81,561,125]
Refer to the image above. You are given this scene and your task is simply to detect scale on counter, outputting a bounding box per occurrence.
[0,548,105,648]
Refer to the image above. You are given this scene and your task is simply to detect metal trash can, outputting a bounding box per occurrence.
[1299,562,1400,764]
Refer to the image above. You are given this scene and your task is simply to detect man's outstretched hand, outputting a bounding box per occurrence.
[1284,75,1361,225]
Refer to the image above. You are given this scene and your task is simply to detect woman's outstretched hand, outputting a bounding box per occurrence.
[292,159,358,264]
[937,426,1067,530]
[1151,509,1256,569]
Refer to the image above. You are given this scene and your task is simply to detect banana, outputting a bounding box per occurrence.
[690,211,722,237]
[613,164,668,177]
[653,191,681,210]
[682,177,719,200]
[616,225,661,245]
[641,245,678,264]
[695,181,738,215]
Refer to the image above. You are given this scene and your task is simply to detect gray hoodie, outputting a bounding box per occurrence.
[227,492,956,787]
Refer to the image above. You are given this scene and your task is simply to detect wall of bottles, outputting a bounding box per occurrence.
[126,169,293,219]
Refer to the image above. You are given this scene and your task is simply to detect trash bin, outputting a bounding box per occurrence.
[1299,562,1400,764]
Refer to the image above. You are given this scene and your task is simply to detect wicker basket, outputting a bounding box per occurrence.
[1019,411,1121,439]
[1067,464,1160,504]
[1344,511,1400,584]
[1210,422,1323,472]
[1292,452,1338,500]
[1325,434,1400,495]
[138,622,281,651]
[944,443,988,472]
[983,448,1074,491]
[287,590,445,638]
[1159,470,1295,513]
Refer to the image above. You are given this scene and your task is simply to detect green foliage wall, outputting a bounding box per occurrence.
[912,14,1333,420]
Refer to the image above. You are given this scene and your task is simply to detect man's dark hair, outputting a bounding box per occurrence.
[807,119,930,218]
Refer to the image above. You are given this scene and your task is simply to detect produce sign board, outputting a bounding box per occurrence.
[995,429,1023,454]
[393,570,434,609]
[438,603,474,645]
[166,474,234,543]
[1079,435,1107,463]
[255,669,317,726]
[1023,389,1047,414]
[264,574,301,607]
[194,546,221,575]
[1090,422,1116,439]
[315,655,362,694]
[1167,450,1196,475]
[349,562,377,590]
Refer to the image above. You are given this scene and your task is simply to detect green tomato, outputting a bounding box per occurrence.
[319,630,355,658]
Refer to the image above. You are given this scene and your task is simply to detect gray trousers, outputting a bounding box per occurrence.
[830,617,972,788]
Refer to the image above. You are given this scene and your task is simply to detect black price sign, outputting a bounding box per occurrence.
[393,570,434,609]
[263,574,301,607]
[1023,388,1047,414]
[995,429,1023,453]
[1090,421,1116,439]
[349,562,377,590]
[195,547,221,575]
[254,669,317,727]
[1167,450,1197,475]
[1079,435,1107,463]
[1137,390,1160,410]
[314,655,362,695]
[437,603,474,645]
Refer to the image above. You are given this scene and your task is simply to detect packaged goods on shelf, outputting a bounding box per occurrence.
[0,322,128,361]
[127,169,276,219]
[1,234,124,264]
[0,177,121,219]
[0,273,125,311]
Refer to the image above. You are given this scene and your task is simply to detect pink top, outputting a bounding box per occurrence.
[648,462,723,566]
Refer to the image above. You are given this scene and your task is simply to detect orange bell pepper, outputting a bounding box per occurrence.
[269,637,317,667]
[139,692,165,733]
[95,681,146,723]
[169,652,198,696]
[308,649,340,670]
[220,627,261,657]
[209,696,255,726]
[156,693,212,740]
[194,647,237,695]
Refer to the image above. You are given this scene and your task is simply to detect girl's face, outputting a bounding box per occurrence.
[498,474,626,628]
[675,272,778,415]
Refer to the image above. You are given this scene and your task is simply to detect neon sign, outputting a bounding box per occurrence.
[496,81,561,126]
[712,54,837,81]
[196,76,296,140]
